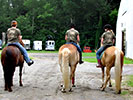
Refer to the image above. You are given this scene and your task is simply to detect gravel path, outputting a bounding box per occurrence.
[0,53,132,100]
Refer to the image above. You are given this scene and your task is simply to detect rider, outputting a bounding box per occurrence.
[103,24,115,46]
[96,24,116,68]
[65,23,84,64]
[6,20,34,66]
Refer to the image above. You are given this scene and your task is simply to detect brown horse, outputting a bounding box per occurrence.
[1,45,24,92]
[59,44,79,92]
[100,46,124,94]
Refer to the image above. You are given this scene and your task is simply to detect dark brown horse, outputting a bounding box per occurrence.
[1,43,24,92]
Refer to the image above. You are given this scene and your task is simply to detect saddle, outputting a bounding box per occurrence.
[100,51,104,59]
[100,45,114,59]
[7,43,23,55]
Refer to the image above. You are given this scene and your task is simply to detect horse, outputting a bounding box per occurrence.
[1,42,24,92]
[58,44,79,93]
[100,46,124,94]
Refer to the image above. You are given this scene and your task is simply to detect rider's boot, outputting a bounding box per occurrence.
[96,59,102,68]
[28,59,34,66]
[79,52,84,64]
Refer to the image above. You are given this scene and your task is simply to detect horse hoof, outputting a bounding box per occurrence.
[69,88,73,92]
[20,84,23,86]
[100,88,104,91]
[4,88,8,91]
[11,83,13,86]
[72,85,76,87]
[8,88,12,92]
[60,84,63,87]
[116,90,121,94]
[61,89,66,93]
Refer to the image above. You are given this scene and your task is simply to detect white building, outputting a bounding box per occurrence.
[116,0,133,59]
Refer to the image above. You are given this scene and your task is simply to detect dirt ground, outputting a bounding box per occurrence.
[0,53,133,100]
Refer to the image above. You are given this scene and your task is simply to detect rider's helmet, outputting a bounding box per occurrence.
[103,24,112,30]
[11,20,17,27]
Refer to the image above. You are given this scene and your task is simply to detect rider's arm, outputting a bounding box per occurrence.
[18,35,22,41]
[77,34,80,42]
[100,37,104,46]
[101,38,103,44]
[18,35,24,47]
[65,35,67,40]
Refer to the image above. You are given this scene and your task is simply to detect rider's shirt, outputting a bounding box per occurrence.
[101,31,115,46]
[7,27,21,43]
[65,28,79,43]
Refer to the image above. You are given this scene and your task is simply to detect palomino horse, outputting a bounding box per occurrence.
[59,44,79,92]
[100,46,124,94]
[1,41,24,92]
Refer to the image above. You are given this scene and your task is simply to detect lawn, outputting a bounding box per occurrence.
[0,50,133,64]
[27,51,133,64]
[121,75,133,97]
[82,52,133,64]
[27,50,58,53]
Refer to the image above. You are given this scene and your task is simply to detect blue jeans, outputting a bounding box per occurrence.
[7,42,31,63]
[66,42,82,53]
[96,45,112,60]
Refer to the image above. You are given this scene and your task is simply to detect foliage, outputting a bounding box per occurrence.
[0,0,121,50]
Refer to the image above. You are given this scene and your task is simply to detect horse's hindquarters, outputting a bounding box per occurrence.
[1,46,24,92]
[59,44,79,92]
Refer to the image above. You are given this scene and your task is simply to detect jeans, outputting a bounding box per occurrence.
[7,42,31,63]
[66,42,82,53]
[96,45,112,60]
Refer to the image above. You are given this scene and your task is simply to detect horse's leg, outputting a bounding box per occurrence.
[60,65,64,88]
[101,67,111,91]
[59,54,64,88]
[60,64,64,88]
[109,75,112,87]
[101,67,105,88]
[72,75,75,87]
[71,65,77,88]
[11,68,15,86]
[3,67,12,91]
[3,68,8,91]
[19,65,23,86]
[7,67,16,92]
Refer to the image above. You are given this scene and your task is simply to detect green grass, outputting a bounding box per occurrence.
[121,75,133,96]
[83,52,133,64]
[127,75,133,87]
[0,50,133,64]
[124,57,133,64]
[121,91,129,95]
[27,50,58,53]
[82,52,96,57]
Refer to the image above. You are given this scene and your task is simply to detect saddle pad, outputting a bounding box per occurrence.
[100,51,104,59]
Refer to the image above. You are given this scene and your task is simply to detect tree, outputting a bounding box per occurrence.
[0,0,121,50]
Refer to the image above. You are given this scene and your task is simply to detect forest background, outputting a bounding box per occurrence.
[0,0,120,50]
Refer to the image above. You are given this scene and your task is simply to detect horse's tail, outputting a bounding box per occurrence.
[61,48,70,90]
[114,49,122,94]
[5,49,14,64]
[4,47,18,66]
